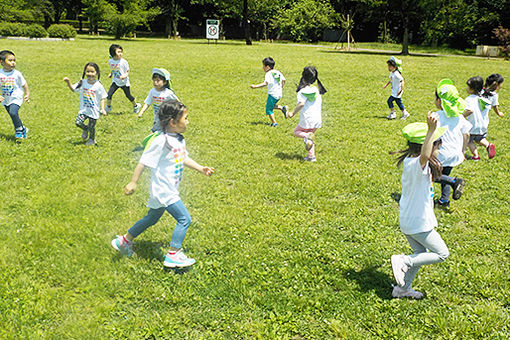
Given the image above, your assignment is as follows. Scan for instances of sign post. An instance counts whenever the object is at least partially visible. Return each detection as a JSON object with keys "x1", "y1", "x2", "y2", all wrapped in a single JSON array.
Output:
[{"x1": 206, "y1": 19, "x2": 219, "y2": 43}]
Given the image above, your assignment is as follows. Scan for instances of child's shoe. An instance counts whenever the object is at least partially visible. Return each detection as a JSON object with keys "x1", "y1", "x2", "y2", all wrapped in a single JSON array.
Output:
[
  {"x1": 21, "y1": 127, "x2": 28, "y2": 139},
  {"x1": 111, "y1": 235, "x2": 135, "y2": 257},
  {"x1": 452, "y1": 178, "x2": 465, "y2": 200},
  {"x1": 81, "y1": 129, "x2": 89, "y2": 140},
  {"x1": 303, "y1": 156, "x2": 316, "y2": 162},
  {"x1": 390, "y1": 254, "x2": 408, "y2": 287},
  {"x1": 270, "y1": 123, "x2": 278, "y2": 127},
  {"x1": 133, "y1": 103, "x2": 142, "y2": 114},
  {"x1": 487, "y1": 143, "x2": 495, "y2": 159},
  {"x1": 400, "y1": 111, "x2": 410, "y2": 120},
  {"x1": 282, "y1": 105, "x2": 288, "y2": 118},
  {"x1": 387, "y1": 111, "x2": 397, "y2": 119},
  {"x1": 14, "y1": 129, "x2": 23, "y2": 139},
  {"x1": 105, "y1": 105, "x2": 112, "y2": 113},
  {"x1": 85, "y1": 138, "x2": 96, "y2": 146},
  {"x1": 304, "y1": 132, "x2": 315, "y2": 151},
  {"x1": 163, "y1": 250, "x2": 196, "y2": 268},
  {"x1": 434, "y1": 199, "x2": 450, "y2": 208},
  {"x1": 471, "y1": 155, "x2": 480, "y2": 161},
  {"x1": 392, "y1": 285, "x2": 423, "y2": 299}
]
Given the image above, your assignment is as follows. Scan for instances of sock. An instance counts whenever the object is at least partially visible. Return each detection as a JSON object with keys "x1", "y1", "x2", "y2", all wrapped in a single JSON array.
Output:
[{"x1": 122, "y1": 235, "x2": 130, "y2": 244}]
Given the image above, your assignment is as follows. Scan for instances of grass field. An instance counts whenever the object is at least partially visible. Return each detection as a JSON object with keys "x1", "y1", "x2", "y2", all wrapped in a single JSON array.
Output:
[{"x1": 0, "y1": 37, "x2": 509, "y2": 339}]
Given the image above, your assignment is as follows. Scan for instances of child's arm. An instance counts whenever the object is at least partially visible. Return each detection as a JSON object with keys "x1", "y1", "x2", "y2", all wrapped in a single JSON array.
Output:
[
  {"x1": 63, "y1": 77, "x2": 75, "y2": 91},
  {"x1": 462, "y1": 132, "x2": 469, "y2": 158},
  {"x1": 120, "y1": 70, "x2": 129, "y2": 80},
  {"x1": 287, "y1": 102, "x2": 305, "y2": 119},
  {"x1": 397, "y1": 79, "x2": 404, "y2": 96},
  {"x1": 0, "y1": 95, "x2": 4, "y2": 102},
  {"x1": 250, "y1": 81, "x2": 268, "y2": 89},
  {"x1": 124, "y1": 163, "x2": 146, "y2": 195},
  {"x1": 492, "y1": 105, "x2": 504, "y2": 117},
  {"x1": 22, "y1": 83, "x2": 30, "y2": 102},
  {"x1": 281, "y1": 79, "x2": 286, "y2": 88},
  {"x1": 108, "y1": 72, "x2": 112, "y2": 78},
  {"x1": 463, "y1": 109, "x2": 473, "y2": 118},
  {"x1": 383, "y1": 80, "x2": 390, "y2": 88},
  {"x1": 184, "y1": 158, "x2": 214, "y2": 176},
  {"x1": 137, "y1": 103, "x2": 150, "y2": 118},
  {"x1": 420, "y1": 111, "x2": 438, "y2": 168},
  {"x1": 100, "y1": 98, "x2": 106, "y2": 116}
]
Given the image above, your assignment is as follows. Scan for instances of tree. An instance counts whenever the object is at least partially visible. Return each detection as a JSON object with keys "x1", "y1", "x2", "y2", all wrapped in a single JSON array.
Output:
[
  {"x1": 157, "y1": 0, "x2": 187, "y2": 38},
  {"x1": 83, "y1": 0, "x2": 114, "y2": 34}
]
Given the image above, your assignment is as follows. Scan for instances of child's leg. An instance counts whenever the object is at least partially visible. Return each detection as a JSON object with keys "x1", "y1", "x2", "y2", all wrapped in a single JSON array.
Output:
[
  {"x1": 395, "y1": 98, "x2": 410, "y2": 118},
  {"x1": 439, "y1": 166, "x2": 454, "y2": 202},
  {"x1": 106, "y1": 83, "x2": 120, "y2": 106},
  {"x1": 165, "y1": 200, "x2": 192, "y2": 250},
  {"x1": 387, "y1": 96, "x2": 396, "y2": 112},
  {"x1": 4, "y1": 104, "x2": 24, "y2": 132},
  {"x1": 127, "y1": 207, "x2": 166, "y2": 239},
  {"x1": 468, "y1": 140, "x2": 479, "y2": 158},
  {"x1": 87, "y1": 118, "x2": 97, "y2": 140},
  {"x1": 75, "y1": 113, "x2": 88, "y2": 130},
  {"x1": 120, "y1": 86, "x2": 136, "y2": 104},
  {"x1": 268, "y1": 113, "x2": 277, "y2": 125},
  {"x1": 403, "y1": 230, "x2": 449, "y2": 289},
  {"x1": 266, "y1": 95, "x2": 278, "y2": 125},
  {"x1": 294, "y1": 125, "x2": 316, "y2": 158}
]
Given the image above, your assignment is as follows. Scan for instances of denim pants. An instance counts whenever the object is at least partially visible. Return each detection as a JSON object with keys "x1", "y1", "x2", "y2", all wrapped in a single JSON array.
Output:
[
  {"x1": 387, "y1": 96, "x2": 405, "y2": 110},
  {"x1": 403, "y1": 229, "x2": 449, "y2": 289},
  {"x1": 3, "y1": 104, "x2": 23, "y2": 130},
  {"x1": 435, "y1": 166, "x2": 455, "y2": 202},
  {"x1": 128, "y1": 200, "x2": 191, "y2": 249}
]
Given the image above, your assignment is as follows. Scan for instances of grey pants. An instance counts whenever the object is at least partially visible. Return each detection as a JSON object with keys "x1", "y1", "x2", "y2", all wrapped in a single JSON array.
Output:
[{"x1": 403, "y1": 229, "x2": 449, "y2": 289}]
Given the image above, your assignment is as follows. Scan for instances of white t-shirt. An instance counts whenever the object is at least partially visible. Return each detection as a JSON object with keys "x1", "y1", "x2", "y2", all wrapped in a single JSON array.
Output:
[
  {"x1": 436, "y1": 109, "x2": 472, "y2": 167},
  {"x1": 144, "y1": 88, "x2": 179, "y2": 132},
  {"x1": 465, "y1": 94, "x2": 489, "y2": 135},
  {"x1": 0, "y1": 69, "x2": 26, "y2": 106},
  {"x1": 140, "y1": 133, "x2": 188, "y2": 209},
  {"x1": 489, "y1": 91, "x2": 499, "y2": 107},
  {"x1": 265, "y1": 69, "x2": 285, "y2": 99},
  {"x1": 73, "y1": 80, "x2": 107, "y2": 119},
  {"x1": 108, "y1": 58, "x2": 130, "y2": 87},
  {"x1": 389, "y1": 71, "x2": 403, "y2": 98},
  {"x1": 399, "y1": 157, "x2": 437, "y2": 235},
  {"x1": 297, "y1": 85, "x2": 322, "y2": 129}
]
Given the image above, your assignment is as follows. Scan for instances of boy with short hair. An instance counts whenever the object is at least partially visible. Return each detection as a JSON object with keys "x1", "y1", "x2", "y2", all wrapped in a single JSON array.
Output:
[{"x1": 250, "y1": 57, "x2": 287, "y2": 127}]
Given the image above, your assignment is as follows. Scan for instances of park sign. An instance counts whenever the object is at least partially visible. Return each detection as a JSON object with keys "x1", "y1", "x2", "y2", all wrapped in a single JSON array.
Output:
[{"x1": 206, "y1": 19, "x2": 219, "y2": 40}]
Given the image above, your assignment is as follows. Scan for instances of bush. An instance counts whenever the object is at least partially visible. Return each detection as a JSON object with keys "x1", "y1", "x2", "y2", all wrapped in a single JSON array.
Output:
[
  {"x1": 24, "y1": 24, "x2": 47, "y2": 38},
  {"x1": 494, "y1": 26, "x2": 510, "y2": 59},
  {"x1": 47, "y1": 24, "x2": 77, "y2": 38},
  {"x1": 0, "y1": 22, "x2": 47, "y2": 38}
]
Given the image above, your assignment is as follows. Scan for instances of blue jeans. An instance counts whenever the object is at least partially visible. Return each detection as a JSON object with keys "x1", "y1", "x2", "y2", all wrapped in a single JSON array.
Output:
[
  {"x1": 3, "y1": 104, "x2": 23, "y2": 130},
  {"x1": 434, "y1": 166, "x2": 455, "y2": 202},
  {"x1": 387, "y1": 96, "x2": 405, "y2": 110},
  {"x1": 128, "y1": 200, "x2": 191, "y2": 249}
]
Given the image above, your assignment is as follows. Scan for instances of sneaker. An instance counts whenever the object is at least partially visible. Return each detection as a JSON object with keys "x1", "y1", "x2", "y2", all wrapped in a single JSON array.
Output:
[
  {"x1": 471, "y1": 155, "x2": 480, "y2": 161},
  {"x1": 391, "y1": 254, "x2": 408, "y2": 287},
  {"x1": 81, "y1": 129, "x2": 89, "y2": 140},
  {"x1": 15, "y1": 130, "x2": 23, "y2": 139},
  {"x1": 270, "y1": 123, "x2": 278, "y2": 127},
  {"x1": 133, "y1": 103, "x2": 142, "y2": 114},
  {"x1": 282, "y1": 105, "x2": 288, "y2": 118},
  {"x1": 387, "y1": 111, "x2": 397, "y2": 119},
  {"x1": 303, "y1": 156, "x2": 317, "y2": 162},
  {"x1": 105, "y1": 105, "x2": 112, "y2": 113},
  {"x1": 304, "y1": 132, "x2": 315, "y2": 151},
  {"x1": 487, "y1": 144, "x2": 495, "y2": 159},
  {"x1": 163, "y1": 250, "x2": 196, "y2": 268},
  {"x1": 21, "y1": 127, "x2": 28, "y2": 139},
  {"x1": 434, "y1": 199, "x2": 450, "y2": 208},
  {"x1": 400, "y1": 111, "x2": 410, "y2": 120},
  {"x1": 452, "y1": 178, "x2": 465, "y2": 200},
  {"x1": 85, "y1": 138, "x2": 96, "y2": 146},
  {"x1": 111, "y1": 235, "x2": 135, "y2": 257},
  {"x1": 392, "y1": 285, "x2": 424, "y2": 299}
]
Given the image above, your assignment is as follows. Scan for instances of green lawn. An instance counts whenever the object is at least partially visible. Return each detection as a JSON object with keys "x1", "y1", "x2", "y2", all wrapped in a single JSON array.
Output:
[{"x1": 0, "y1": 37, "x2": 509, "y2": 339}]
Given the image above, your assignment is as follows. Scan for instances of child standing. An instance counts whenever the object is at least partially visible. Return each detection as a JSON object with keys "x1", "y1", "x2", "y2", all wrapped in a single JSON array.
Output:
[
  {"x1": 286, "y1": 66, "x2": 326, "y2": 162},
  {"x1": 105, "y1": 44, "x2": 141, "y2": 114},
  {"x1": 63, "y1": 62, "x2": 107, "y2": 146},
  {"x1": 137, "y1": 68, "x2": 179, "y2": 132},
  {"x1": 112, "y1": 100, "x2": 214, "y2": 268},
  {"x1": 383, "y1": 56, "x2": 410, "y2": 120},
  {"x1": 250, "y1": 57, "x2": 287, "y2": 127},
  {"x1": 391, "y1": 113, "x2": 449, "y2": 299},
  {"x1": 0, "y1": 50, "x2": 29, "y2": 139},
  {"x1": 434, "y1": 79, "x2": 471, "y2": 207},
  {"x1": 463, "y1": 76, "x2": 501, "y2": 160}
]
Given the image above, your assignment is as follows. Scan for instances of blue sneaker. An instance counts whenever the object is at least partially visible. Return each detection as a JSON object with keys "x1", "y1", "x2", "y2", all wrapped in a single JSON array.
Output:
[
  {"x1": 271, "y1": 123, "x2": 278, "y2": 127},
  {"x1": 163, "y1": 250, "x2": 196, "y2": 268},
  {"x1": 15, "y1": 130, "x2": 23, "y2": 139},
  {"x1": 22, "y1": 127, "x2": 28, "y2": 139},
  {"x1": 282, "y1": 105, "x2": 288, "y2": 118},
  {"x1": 111, "y1": 235, "x2": 135, "y2": 257}
]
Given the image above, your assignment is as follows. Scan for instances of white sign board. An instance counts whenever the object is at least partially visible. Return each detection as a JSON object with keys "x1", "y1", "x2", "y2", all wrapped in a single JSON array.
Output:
[{"x1": 206, "y1": 19, "x2": 219, "y2": 40}]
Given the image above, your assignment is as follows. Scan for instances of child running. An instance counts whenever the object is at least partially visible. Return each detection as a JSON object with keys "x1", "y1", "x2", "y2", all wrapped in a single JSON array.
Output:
[
  {"x1": 250, "y1": 57, "x2": 287, "y2": 127},
  {"x1": 463, "y1": 76, "x2": 501, "y2": 160},
  {"x1": 63, "y1": 62, "x2": 107, "y2": 146},
  {"x1": 286, "y1": 66, "x2": 326, "y2": 162},
  {"x1": 383, "y1": 56, "x2": 410, "y2": 120},
  {"x1": 0, "y1": 50, "x2": 29, "y2": 139},
  {"x1": 484, "y1": 73, "x2": 505, "y2": 118},
  {"x1": 112, "y1": 100, "x2": 214, "y2": 268},
  {"x1": 391, "y1": 113, "x2": 449, "y2": 299},
  {"x1": 434, "y1": 79, "x2": 470, "y2": 208},
  {"x1": 137, "y1": 68, "x2": 179, "y2": 132},
  {"x1": 105, "y1": 44, "x2": 141, "y2": 114}
]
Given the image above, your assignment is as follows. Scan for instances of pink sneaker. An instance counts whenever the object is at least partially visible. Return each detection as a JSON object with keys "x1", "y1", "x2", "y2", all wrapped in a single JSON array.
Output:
[
  {"x1": 392, "y1": 285, "x2": 424, "y2": 299},
  {"x1": 487, "y1": 144, "x2": 495, "y2": 159},
  {"x1": 471, "y1": 156, "x2": 480, "y2": 161}
]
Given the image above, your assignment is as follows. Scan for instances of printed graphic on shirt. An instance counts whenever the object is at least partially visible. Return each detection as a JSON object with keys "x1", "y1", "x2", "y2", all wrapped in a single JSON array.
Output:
[
  {"x1": 172, "y1": 146, "x2": 186, "y2": 185},
  {"x1": 429, "y1": 185, "x2": 434, "y2": 199},
  {"x1": 152, "y1": 95, "x2": 166, "y2": 114},
  {"x1": 110, "y1": 63, "x2": 122, "y2": 79},
  {"x1": 83, "y1": 88, "x2": 97, "y2": 108},
  {"x1": 271, "y1": 71, "x2": 281, "y2": 85},
  {"x1": 0, "y1": 76, "x2": 15, "y2": 96}
]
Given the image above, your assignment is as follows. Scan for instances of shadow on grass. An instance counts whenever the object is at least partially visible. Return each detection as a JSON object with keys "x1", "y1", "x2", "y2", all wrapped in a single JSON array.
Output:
[
  {"x1": 250, "y1": 121, "x2": 270, "y2": 126},
  {"x1": 132, "y1": 239, "x2": 166, "y2": 261},
  {"x1": 319, "y1": 50, "x2": 439, "y2": 58},
  {"x1": 391, "y1": 192, "x2": 401, "y2": 203},
  {"x1": 0, "y1": 132, "x2": 17, "y2": 142},
  {"x1": 275, "y1": 152, "x2": 303, "y2": 161},
  {"x1": 132, "y1": 145, "x2": 144, "y2": 152},
  {"x1": 342, "y1": 265, "x2": 394, "y2": 300}
]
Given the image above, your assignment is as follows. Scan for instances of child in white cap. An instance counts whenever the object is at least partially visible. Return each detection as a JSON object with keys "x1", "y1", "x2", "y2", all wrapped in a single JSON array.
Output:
[{"x1": 383, "y1": 56, "x2": 410, "y2": 120}]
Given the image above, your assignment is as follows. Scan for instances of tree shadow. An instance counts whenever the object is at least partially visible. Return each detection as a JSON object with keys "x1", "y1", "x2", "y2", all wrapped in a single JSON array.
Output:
[
  {"x1": 342, "y1": 265, "x2": 394, "y2": 300},
  {"x1": 391, "y1": 192, "x2": 401, "y2": 203},
  {"x1": 275, "y1": 152, "x2": 302, "y2": 161},
  {"x1": 319, "y1": 49, "x2": 439, "y2": 58}
]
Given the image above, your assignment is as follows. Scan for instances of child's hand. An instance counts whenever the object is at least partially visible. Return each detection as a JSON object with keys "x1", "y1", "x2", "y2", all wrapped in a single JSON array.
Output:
[
  {"x1": 427, "y1": 111, "x2": 438, "y2": 130},
  {"x1": 108, "y1": 73, "x2": 112, "y2": 78},
  {"x1": 497, "y1": 111, "x2": 505, "y2": 117},
  {"x1": 250, "y1": 84, "x2": 256, "y2": 89},
  {"x1": 63, "y1": 77, "x2": 70, "y2": 82},
  {"x1": 0, "y1": 95, "x2": 4, "y2": 102},
  {"x1": 124, "y1": 182, "x2": 137, "y2": 195},
  {"x1": 24, "y1": 94, "x2": 30, "y2": 103},
  {"x1": 137, "y1": 112, "x2": 143, "y2": 118},
  {"x1": 101, "y1": 109, "x2": 107, "y2": 116},
  {"x1": 120, "y1": 74, "x2": 127, "y2": 80},
  {"x1": 202, "y1": 166, "x2": 214, "y2": 176}
]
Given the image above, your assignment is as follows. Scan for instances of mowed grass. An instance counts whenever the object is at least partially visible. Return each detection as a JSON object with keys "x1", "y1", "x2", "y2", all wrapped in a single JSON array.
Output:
[{"x1": 0, "y1": 37, "x2": 509, "y2": 338}]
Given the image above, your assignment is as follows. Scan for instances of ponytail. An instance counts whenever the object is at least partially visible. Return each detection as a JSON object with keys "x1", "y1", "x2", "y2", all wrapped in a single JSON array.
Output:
[{"x1": 296, "y1": 66, "x2": 327, "y2": 94}]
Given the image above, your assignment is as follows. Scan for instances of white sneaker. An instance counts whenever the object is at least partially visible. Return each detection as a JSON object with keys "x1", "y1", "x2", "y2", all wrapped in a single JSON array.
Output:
[
  {"x1": 391, "y1": 254, "x2": 408, "y2": 286},
  {"x1": 85, "y1": 138, "x2": 96, "y2": 146},
  {"x1": 400, "y1": 111, "x2": 410, "y2": 120},
  {"x1": 133, "y1": 103, "x2": 141, "y2": 114},
  {"x1": 387, "y1": 111, "x2": 397, "y2": 119},
  {"x1": 392, "y1": 285, "x2": 424, "y2": 299},
  {"x1": 163, "y1": 250, "x2": 196, "y2": 268},
  {"x1": 105, "y1": 105, "x2": 112, "y2": 113}
]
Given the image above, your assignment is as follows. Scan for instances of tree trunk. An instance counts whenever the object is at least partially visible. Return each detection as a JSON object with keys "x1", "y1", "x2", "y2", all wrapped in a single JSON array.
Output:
[
  {"x1": 165, "y1": 20, "x2": 171, "y2": 38},
  {"x1": 401, "y1": 13, "x2": 409, "y2": 55},
  {"x1": 243, "y1": 0, "x2": 252, "y2": 45}
]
